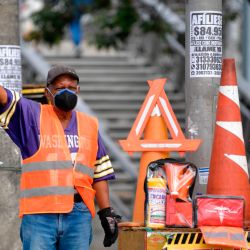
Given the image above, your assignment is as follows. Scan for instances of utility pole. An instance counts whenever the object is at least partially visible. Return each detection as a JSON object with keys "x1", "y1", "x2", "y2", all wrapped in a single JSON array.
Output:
[
  {"x1": 185, "y1": 0, "x2": 222, "y2": 196},
  {"x1": 243, "y1": 0, "x2": 250, "y2": 82},
  {"x1": 0, "y1": 0, "x2": 22, "y2": 249}
]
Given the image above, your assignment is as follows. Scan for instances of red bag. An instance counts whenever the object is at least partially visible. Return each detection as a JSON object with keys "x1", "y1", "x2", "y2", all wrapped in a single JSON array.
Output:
[
  {"x1": 194, "y1": 195, "x2": 245, "y2": 227},
  {"x1": 166, "y1": 195, "x2": 193, "y2": 227}
]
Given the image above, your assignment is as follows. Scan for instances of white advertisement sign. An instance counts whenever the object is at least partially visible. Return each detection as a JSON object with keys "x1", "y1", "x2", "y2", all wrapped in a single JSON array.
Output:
[
  {"x1": 0, "y1": 45, "x2": 22, "y2": 92},
  {"x1": 190, "y1": 11, "x2": 222, "y2": 78}
]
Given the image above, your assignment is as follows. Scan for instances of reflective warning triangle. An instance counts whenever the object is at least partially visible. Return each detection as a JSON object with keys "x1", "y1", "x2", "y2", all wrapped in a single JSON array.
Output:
[{"x1": 119, "y1": 78, "x2": 201, "y2": 154}]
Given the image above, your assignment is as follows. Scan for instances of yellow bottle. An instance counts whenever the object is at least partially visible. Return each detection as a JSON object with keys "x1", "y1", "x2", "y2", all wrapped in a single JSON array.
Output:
[{"x1": 146, "y1": 171, "x2": 167, "y2": 228}]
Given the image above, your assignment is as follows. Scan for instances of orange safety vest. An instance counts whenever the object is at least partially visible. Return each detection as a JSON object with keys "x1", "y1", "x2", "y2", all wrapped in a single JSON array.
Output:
[
  {"x1": 200, "y1": 226, "x2": 247, "y2": 249},
  {"x1": 20, "y1": 105, "x2": 98, "y2": 217}
]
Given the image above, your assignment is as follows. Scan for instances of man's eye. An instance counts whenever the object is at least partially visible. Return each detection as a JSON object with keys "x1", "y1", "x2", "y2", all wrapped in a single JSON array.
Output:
[
  {"x1": 68, "y1": 87, "x2": 77, "y2": 91},
  {"x1": 54, "y1": 87, "x2": 77, "y2": 92}
]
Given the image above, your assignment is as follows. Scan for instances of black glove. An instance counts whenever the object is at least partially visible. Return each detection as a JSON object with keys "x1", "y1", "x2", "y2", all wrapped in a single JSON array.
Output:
[{"x1": 97, "y1": 207, "x2": 121, "y2": 247}]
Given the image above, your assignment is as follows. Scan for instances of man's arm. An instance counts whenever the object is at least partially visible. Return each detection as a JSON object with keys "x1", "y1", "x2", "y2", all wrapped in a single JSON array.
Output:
[
  {"x1": 95, "y1": 180, "x2": 121, "y2": 247},
  {"x1": 0, "y1": 87, "x2": 41, "y2": 158},
  {"x1": 0, "y1": 86, "x2": 8, "y2": 106},
  {"x1": 93, "y1": 180, "x2": 110, "y2": 209}
]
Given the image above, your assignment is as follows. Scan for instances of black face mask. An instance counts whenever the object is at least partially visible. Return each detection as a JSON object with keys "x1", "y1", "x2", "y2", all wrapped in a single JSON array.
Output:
[{"x1": 52, "y1": 89, "x2": 78, "y2": 112}]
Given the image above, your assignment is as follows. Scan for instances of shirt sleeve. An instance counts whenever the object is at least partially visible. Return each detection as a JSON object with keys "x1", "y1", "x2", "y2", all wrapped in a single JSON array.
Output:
[
  {"x1": 0, "y1": 88, "x2": 20, "y2": 129},
  {"x1": 93, "y1": 132, "x2": 115, "y2": 182},
  {"x1": 0, "y1": 88, "x2": 41, "y2": 159}
]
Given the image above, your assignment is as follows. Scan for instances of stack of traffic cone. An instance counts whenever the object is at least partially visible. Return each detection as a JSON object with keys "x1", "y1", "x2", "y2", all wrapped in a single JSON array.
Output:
[{"x1": 207, "y1": 58, "x2": 250, "y2": 225}]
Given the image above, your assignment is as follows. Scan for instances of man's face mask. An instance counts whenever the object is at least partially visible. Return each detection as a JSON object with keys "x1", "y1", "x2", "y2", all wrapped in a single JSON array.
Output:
[{"x1": 47, "y1": 88, "x2": 78, "y2": 112}]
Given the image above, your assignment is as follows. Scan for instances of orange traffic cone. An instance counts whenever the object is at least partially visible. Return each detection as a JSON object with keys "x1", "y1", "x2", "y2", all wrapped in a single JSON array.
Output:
[
  {"x1": 133, "y1": 105, "x2": 169, "y2": 223},
  {"x1": 165, "y1": 163, "x2": 195, "y2": 201},
  {"x1": 207, "y1": 58, "x2": 250, "y2": 225},
  {"x1": 119, "y1": 78, "x2": 201, "y2": 224}
]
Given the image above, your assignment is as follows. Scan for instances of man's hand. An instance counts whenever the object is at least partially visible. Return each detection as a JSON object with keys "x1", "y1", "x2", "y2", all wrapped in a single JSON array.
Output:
[
  {"x1": 97, "y1": 207, "x2": 121, "y2": 247},
  {"x1": 0, "y1": 86, "x2": 8, "y2": 106}
]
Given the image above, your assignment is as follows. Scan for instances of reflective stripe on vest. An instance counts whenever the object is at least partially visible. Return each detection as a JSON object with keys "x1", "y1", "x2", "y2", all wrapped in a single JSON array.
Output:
[
  {"x1": 21, "y1": 161, "x2": 73, "y2": 173},
  {"x1": 75, "y1": 163, "x2": 94, "y2": 177},
  {"x1": 22, "y1": 161, "x2": 94, "y2": 177},
  {"x1": 20, "y1": 186, "x2": 75, "y2": 198}
]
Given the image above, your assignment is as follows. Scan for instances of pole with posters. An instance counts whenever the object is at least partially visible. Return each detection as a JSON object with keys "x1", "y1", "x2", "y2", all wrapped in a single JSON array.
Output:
[
  {"x1": 185, "y1": 0, "x2": 222, "y2": 196},
  {"x1": 0, "y1": 0, "x2": 22, "y2": 249},
  {"x1": 242, "y1": 0, "x2": 250, "y2": 82}
]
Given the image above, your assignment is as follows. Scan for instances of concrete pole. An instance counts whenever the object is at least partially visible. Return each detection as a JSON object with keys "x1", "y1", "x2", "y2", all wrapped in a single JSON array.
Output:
[
  {"x1": 242, "y1": 0, "x2": 250, "y2": 81},
  {"x1": 0, "y1": 0, "x2": 22, "y2": 249},
  {"x1": 185, "y1": 0, "x2": 222, "y2": 196}
]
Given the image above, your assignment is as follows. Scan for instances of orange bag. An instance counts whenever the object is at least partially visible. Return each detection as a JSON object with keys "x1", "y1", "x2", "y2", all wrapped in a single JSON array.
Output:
[
  {"x1": 164, "y1": 161, "x2": 196, "y2": 201},
  {"x1": 165, "y1": 194, "x2": 193, "y2": 227}
]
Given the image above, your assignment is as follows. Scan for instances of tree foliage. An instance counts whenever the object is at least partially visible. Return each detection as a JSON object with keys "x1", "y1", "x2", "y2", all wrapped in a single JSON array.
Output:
[
  {"x1": 93, "y1": 0, "x2": 138, "y2": 49},
  {"x1": 29, "y1": 6, "x2": 71, "y2": 46},
  {"x1": 24, "y1": 0, "x2": 173, "y2": 49},
  {"x1": 24, "y1": 0, "x2": 110, "y2": 46}
]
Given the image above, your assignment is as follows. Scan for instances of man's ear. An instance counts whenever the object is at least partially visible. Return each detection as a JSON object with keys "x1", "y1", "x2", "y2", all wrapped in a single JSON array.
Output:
[
  {"x1": 44, "y1": 87, "x2": 52, "y2": 104},
  {"x1": 44, "y1": 87, "x2": 48, "y2": 97},
  {"x1": 77, "y1": 85, "x2": 80, "y2": 94}
]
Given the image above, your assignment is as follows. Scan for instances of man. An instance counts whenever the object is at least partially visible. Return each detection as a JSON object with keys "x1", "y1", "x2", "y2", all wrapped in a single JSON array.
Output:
[{"x1": 0, "y1": 65, "x2": 121, "y2": 250}]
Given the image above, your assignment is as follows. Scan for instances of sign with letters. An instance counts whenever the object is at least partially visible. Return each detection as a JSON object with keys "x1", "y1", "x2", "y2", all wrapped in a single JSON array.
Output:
[
  {"x1": 190, "y1": 11, "x2": 222, "y2": 78},
  {"x1": 0, "y1": 45, "x2": 22, "y2": 92}
]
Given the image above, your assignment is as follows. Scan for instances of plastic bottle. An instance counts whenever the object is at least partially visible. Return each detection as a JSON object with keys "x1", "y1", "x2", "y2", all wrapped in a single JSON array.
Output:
[{"x1": 146, "y1": 170, "x2": 167, "y2": 228}]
